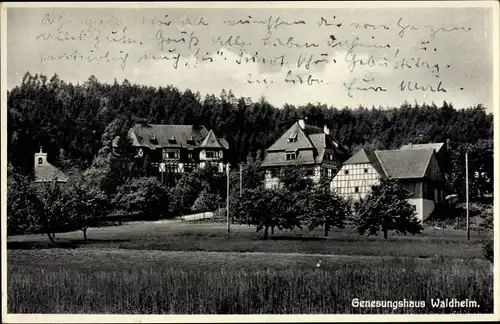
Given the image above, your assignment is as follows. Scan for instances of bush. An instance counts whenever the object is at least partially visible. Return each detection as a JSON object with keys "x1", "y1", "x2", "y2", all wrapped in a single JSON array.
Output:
[
  {"x1": 483, "y1": 237, "x2": 493, "y2": 263},
  {"x1": 113, "y1": 177, "x2": 170, "y2": 220}
]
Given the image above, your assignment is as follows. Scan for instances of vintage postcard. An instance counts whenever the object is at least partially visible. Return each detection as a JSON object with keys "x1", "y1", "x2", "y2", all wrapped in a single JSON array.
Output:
[{"x1": 1, "y1": 1, "x2": 498, "y2": 323}]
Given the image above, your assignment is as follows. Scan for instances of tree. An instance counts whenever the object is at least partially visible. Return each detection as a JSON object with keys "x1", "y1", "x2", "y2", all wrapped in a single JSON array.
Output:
[
  {"x1": 7, "y1": 165, "x2": 39, "y2": 235},
  {"x1": 355, "y1": 178, "x2": 423, "y2": 239},
  {"x1": 64, "y1": 175, "x2": 109, "y2": 242},
  {"x1": 191, "y1": 189, "x2": 222, "y2": 218},
  {"x1": 33, "y1": 180, "x2": 69, "y2": 245},
  {"x1": 305, "y1": 183, "x2": 351, "y2": 236},
  {"x1": 113, "y1": 177, "x2": 170, "y2": 220},
  {"x1": 279, "y1": 163, "x2": 314, "y2": 192},
  {"x1": 169, "y1": 172, "x2": 203, "y2": 216},
  {"x1": 238, "y1": 187, "x2": 302, "y2": 239}
]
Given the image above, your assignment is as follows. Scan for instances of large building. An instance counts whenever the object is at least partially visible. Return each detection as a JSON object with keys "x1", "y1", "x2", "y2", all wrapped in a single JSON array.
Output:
[
  {"x1": 260, "y1": 118, "x2": 350, "y2": 189},
  {"x1": 330, "y1": 147, "x2": 445, "y2": 222},
  {"x1": 33, "y1": 147, "x2": 69, "y2": 183},
  {"x1": 126, "y1": 123, "x2": 229, "y2": 174}
]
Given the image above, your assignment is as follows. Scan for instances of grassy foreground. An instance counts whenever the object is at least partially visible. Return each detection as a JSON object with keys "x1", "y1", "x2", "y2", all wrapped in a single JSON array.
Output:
[
  {"x1": 7, "y1": 222, "x2": 488, "y2": 259},
  {"x1": 7, "y1": 222, "x2": 494, "y2": 314},
  {"x1": 8, "y1": 250, "x2": 493, "y2": 314}
]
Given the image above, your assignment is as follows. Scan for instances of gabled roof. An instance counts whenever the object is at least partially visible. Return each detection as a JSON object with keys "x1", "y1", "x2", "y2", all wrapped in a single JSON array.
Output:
[
  {"x1": 34, "y1": 163, "x2": 68, "y2": 182},
  {"x1": 129, "y1": 124, "x2": 227, "y2": 149},
  {"x1": 400, "y1": 142, "x2": 445, "y2": 152},
  {"x1": 345, "y1": 148, "x2": 372, "y2": 164},
  {"x1": 374, "y1": 149, "x2": 435, "y2": 179},
  {"x1": 199, "y1": 130, "x2": 229, "y2": 149},
  {"x1": 267, "y1": 122, "x2": 315, "y2": 152},
  {"x1": 262, "y1": 121, "x2": 348, "y2": 167},
  {"x1": 344, "y1": 148, "x2": 385, "y2": 176}
]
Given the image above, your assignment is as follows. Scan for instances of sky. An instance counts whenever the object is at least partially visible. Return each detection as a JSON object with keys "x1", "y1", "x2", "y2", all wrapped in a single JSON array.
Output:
[{"x1": 6, "y1": 3, "x2": 496, "y2": 112}]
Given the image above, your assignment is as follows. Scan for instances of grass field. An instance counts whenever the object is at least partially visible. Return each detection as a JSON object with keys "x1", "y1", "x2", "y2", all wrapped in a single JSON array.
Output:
[{"x1": 7, "y1": 221, "x2": 494, "y2": 314}]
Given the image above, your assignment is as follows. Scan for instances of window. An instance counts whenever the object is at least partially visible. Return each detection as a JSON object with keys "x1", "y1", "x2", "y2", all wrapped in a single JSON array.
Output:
[
  {"x1": 344, "y1": 170, "x2": 349, "y2": 175},
  {"x1": 166, "y1": 164, "x2": 178, "y2": 173},
  {"x1": 269, "y1": 169, "x2": 280, "y2": 177},
  {"x1": 38, "y1": 157, "x2": 43, "y2": 164},
  {"x1": 206, "y1": 151, "x2": 217, "y2": 158},
  {"x1": 164, "y1": 151, "x2": 179, "y2": 159},
  {"x1": 355, "y1": 187, "x2": 359, "y2": 193},
  {"x1": 286, "y1": 153, "x2": 296, "y2": 160},
  {"x1": 188, "y1": 153, "x2": 193, "y2": 159},
  {"x1": 327, "y1": 169, "x2": 332, "y2": 177},
  {"x1": 184, "y1": 163, "x2": 195, "y2": 172},
  {"x1": 364, "y1": 168, "x2": 368, "y2": 173},
  {"x1": 306, "y1": 168, "x2": 314, "y2": 176}
]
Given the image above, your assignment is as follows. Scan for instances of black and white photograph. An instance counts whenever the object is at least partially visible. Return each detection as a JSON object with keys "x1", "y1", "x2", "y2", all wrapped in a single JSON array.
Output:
[{"x1": 1, "y1": 1, "x2": 498, "y2": 322}]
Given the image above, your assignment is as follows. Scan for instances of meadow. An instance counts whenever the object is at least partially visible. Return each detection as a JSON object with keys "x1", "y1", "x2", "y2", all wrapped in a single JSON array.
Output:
[{"x1": 7, "y1": 221, "x2": 494, "y2": 314}]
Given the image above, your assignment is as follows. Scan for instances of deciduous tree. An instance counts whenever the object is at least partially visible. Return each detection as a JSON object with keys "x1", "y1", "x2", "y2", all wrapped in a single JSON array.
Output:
[
  {"x1": 355, "y1": 178, "x2": 423, "y2": 239},
  {"x1": 114, "y1": 177, "x2": 170, "y2": 220},
  {"x1": 305, "y1": 183, "x2": 351, "y2": 236}
]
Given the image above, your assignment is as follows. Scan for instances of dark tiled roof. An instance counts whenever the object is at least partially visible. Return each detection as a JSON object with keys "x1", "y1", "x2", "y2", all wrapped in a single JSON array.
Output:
[
  {"x1": 400, "y1": 142, "x2": 445, "y2": 152},
  {"x1": 374, "y1": 149, "x2": 435, "y2": 179},
  {"x1": 34, "y1": 164, "x2": 68, "y2": 182},
  {"x1": 267, "y1": 122, "x2": 315, "y2": 152},
  {"x1": 130, "y1": 124, "x2": 228, "y2": 149},
  {"x1": 262, "y1": 121, "x2": 348, "y2": 167}
]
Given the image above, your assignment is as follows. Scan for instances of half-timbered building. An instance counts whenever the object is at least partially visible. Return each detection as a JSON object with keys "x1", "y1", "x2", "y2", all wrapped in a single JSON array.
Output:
[
  {"x1": 126, "y1": 123, "x2": 229, "y2": 174},
  {"x1": 331, "y1": 147, "x2": 445, "y2": 222}
]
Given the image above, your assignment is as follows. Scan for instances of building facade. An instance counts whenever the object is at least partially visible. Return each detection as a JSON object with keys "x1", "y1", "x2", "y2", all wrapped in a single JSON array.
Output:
[
  {"x1": 260, "y1": 118, "x2": 350, "y2": 189},
  {"x1": 125, "y1": 123, "x2": 229, "y2": 174},
  {"x1": 331, "y1": 147, "x2": 445, "y2": 223}
]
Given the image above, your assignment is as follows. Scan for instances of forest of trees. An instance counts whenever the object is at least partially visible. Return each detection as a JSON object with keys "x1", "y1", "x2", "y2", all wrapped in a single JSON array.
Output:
[
  {"x1": 7, "y1": 72, "x2": 494, "y2": 200},
  {"x1": 8, "y1": 73, "x2": 493, "y2": 176}
]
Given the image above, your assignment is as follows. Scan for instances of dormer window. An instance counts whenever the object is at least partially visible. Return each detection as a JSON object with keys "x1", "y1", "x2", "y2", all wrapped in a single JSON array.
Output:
[
  {"x1": 187, "y1": 135, "x2": 194, "y2": 144},
  {"x1": 38, "y1": 157, "x2": 43, "y2": 164},
  {"x1": 150, "y1": 134, "x2": 158, "y2": 145},
  {"x1": 168, "y1": 136, "x2": 176, "y2": 143},
  {"x1": 288, "y1": 131, "x2": 298, "y2": 143},
  {"x1": 286, "y1": 152, "x2": 296, "y2": 160}
]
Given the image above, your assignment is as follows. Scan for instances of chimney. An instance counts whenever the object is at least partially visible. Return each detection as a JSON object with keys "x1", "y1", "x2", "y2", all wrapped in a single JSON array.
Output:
[
  {"x1": 323, "y1": 125, "x2": 330, "y2": 135},
  {"x1": 446, "y1": 138, "x2": 450, "y2": 151},
  {"x1": 409, "y1": 142, "x2": 413, "y2": 149},
  {"x1": 298, "y1": 118, "x2": 305, "y2": 130}
]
